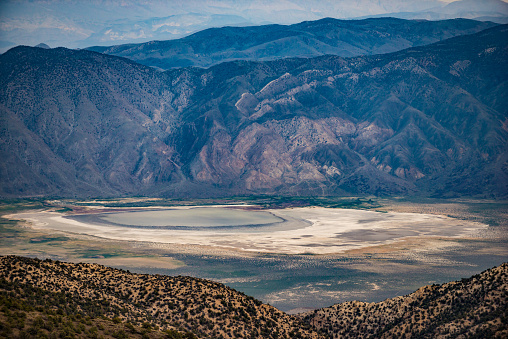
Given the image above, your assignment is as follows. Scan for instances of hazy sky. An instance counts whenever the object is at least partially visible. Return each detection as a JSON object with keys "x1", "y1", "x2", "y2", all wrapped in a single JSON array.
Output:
[{"x1": 1, "y1": 0, "x2": 507, "y2": 51}]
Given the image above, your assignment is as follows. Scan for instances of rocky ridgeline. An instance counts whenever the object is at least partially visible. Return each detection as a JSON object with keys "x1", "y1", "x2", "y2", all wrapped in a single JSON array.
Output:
[
  {"x1": 301, "y1": 263, "x2": 508, "y2": 338},
  {"x1": 0, "y1": 256, "x2": 319, "y2": 339}
]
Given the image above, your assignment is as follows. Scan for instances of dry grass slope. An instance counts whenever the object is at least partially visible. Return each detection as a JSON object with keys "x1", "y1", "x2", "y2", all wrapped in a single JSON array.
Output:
[
  {"x1": 301, "y1": 263, "x2": 508, "y2": 338},
  {"x1": 0, "y1": 256, "x2": 320, "y2": 339}
]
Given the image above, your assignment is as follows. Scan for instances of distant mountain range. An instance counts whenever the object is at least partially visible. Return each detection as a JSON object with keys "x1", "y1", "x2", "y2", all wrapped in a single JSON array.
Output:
[
  {"x1": 1, "y1": 0, "x2": 508, "y2": 52},
  {"x1": 87, "y1": 18, "x2": 497, "y2": 69},
  {"x1": 363, "y1": 0, "x2": 508, "y2": 23},
  {"x1": 0, "y1": 20, "x2": 507, "y2": 198}
]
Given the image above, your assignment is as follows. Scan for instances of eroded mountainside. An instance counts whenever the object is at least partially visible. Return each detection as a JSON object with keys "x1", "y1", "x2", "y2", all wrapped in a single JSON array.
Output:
[
  {"x1": 0, "y1": 47, "x2": 181, "y2": 197},
  {"x1": 0, "y1": 256, "x2": 506, "y2": 339},
  {"x1": 87, "y1": 18, "x2": 497, "y2": 69},
  {"x1": 301, "y1": 263, "x2": 508, "y2": 338},
  {"x1": 1, "y1": 24, "x2": 507, "y2": 198}
]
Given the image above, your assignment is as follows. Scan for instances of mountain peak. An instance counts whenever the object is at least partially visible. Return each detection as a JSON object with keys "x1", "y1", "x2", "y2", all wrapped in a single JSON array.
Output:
[{"x1": 34, "y1": 43, "x2": 50, "y2": 49}]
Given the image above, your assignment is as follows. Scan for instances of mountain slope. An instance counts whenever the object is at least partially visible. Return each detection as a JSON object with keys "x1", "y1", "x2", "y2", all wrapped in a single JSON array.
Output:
[
  {"x1": 160, "y1": 24, "x2": 508, "y2": 197},
  {"x1": 86, "y1": 18, "x2": 497, "y2": 69},
  {"x1": 0, "y1": 256, "x2": 320, "y2": 339},
  {"x1": 0, "y1": 46, "x2": 184, "y2": 197},
  {"x1": 301, "y1": 262, "x2": 508, "y2": 338},
  {"x1": 0, "y1": 256, "x2": 506, "y2": 338},
  {"x1": 0, "y1": 25, "x2": 507, "y2": 198}
]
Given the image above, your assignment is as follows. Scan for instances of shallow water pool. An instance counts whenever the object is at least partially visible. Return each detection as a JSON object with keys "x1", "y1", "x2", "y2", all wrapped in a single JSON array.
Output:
[{"x1": 97, "y1": 207, "x2": 283, "y2": 228}]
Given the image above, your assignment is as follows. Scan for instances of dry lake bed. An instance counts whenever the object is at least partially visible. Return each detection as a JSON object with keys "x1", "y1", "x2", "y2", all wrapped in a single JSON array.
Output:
[
  {"x1": 2, "y1": 198, "x2": 507, "y2": 312},
  {"x1": 9, "y1": 206, "x2": 488, "y2": 254}
]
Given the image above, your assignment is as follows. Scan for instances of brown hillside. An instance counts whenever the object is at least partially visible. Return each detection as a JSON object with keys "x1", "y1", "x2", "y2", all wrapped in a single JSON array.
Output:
[
  {"x1": 1, "y1": 255, "x2": 506, "y2": 339},
  {"x1": 0, "y1": 256, "x2": 320, "y2": 339},
  {"x1": 301, "y1": 263, "x2": 508, "y2": 338}
]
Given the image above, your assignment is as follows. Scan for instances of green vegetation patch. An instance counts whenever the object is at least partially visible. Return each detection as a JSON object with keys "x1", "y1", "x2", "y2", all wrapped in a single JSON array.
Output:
[{"x1": 61, "y1": 195, "x2": 382, "y2": 210}]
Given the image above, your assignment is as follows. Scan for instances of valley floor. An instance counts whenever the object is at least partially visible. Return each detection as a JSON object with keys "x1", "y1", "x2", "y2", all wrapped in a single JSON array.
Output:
[
  {"x1": 6, "y1": 205, "x2": 488, "y2": 255},
  {"x1": 0, "y1": 197, "x2": 506, "y2": 311}
]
